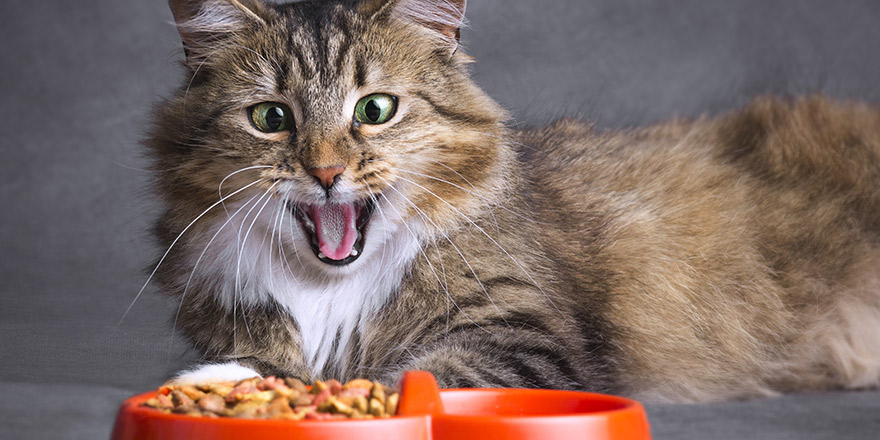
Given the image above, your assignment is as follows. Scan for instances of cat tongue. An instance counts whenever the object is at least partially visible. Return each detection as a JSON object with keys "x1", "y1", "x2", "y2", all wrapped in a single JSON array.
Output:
[{"x1": 310, "y1": 203, "x2": 357, "y2": 260}]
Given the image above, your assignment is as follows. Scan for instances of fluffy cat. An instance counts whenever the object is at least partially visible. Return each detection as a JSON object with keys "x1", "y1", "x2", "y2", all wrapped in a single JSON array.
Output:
[{"x1": 146, "y1": 0, "x2": 880, "y2": 402}]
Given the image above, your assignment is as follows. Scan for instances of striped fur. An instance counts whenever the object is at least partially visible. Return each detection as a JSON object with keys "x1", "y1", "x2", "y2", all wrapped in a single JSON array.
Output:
[{"x1": 148, "y1": 0, "x2": 880, "y2": 402}]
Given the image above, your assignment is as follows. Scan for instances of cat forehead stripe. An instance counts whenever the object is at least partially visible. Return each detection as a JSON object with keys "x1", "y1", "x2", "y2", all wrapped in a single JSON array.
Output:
[{"x1": 280, "y1": 4, "x2": 360, "y2": 80}]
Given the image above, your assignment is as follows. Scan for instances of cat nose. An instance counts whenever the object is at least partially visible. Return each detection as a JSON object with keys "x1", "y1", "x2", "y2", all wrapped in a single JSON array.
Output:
[{"x1": 307, "y1": 165, "x2": 345, "y2": 189}]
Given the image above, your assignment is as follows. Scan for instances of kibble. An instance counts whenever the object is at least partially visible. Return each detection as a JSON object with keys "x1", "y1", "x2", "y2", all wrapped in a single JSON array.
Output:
[{"x1": 143, "y1": 377, "x2": 399, "y2": 420}]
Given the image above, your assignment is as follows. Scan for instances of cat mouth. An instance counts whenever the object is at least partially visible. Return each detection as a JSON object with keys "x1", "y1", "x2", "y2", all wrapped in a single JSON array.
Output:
[{"x1": 289, "y1": 198, "x2": 376, "y2": 266}]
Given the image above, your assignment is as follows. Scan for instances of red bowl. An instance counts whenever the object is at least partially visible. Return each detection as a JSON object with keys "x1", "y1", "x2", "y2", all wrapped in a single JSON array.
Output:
[{"x1": 111, "y1": 371, "x2": 651, "y2": 440}]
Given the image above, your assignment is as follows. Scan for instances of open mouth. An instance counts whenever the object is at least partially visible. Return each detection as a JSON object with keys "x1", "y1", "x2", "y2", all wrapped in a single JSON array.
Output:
[{"x1": 289, "y1": 198, "x2": 376, "y2": 266}]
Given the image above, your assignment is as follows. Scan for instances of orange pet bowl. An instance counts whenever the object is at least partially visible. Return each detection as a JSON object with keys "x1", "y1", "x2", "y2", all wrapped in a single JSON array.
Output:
[{"x1": 111, "y1": 371, "x2": 651, "y2": 440}]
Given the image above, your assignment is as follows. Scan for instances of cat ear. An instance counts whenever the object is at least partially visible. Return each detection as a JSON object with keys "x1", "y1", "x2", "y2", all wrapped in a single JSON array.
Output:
[
  {"x1": 168, "y1": 0, "x2": 269, "y2": 65},
  {"x1": 360, "y1": 0, "x2": 467, "y2": 53}
]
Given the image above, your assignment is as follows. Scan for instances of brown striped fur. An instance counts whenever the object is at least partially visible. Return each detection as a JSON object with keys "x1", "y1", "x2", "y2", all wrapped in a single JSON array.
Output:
[{"x1": 148, "y1": 0, "x2": 880, "y2": 402}]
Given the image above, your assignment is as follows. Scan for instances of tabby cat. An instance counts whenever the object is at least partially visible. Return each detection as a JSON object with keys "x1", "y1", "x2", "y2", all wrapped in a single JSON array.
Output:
[{"x1": 146, "y1": 0, "x2": 880, "y2": 402}]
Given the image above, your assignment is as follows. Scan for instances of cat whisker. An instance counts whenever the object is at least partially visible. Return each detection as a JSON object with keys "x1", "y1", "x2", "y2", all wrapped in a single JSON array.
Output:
[
  {"x1": 230, "y1": 184, "x2": 277, "y2": 357},
  {"x1": 367, "y1": 182, "x2": 480, "y2": 332},
  {"x1": 393, "y1": 166, "x2": 549, "y2": 226},
  {"x1": 430, "y1": 237, "x2": 451, "y2": 335},
  {"x1": 255, "y1": 196, "x2": 284, "y2": 289},
  {"x1": 267, "y1": 198, "x2": 281, "y2": 278},
  {"x1": 375, "y1": 175, "x2": 502, "y2": 331},
  {"x1": 275, "y1": 210, "x2": 292, "y2": 279},
  {"x1": 233, "y1": 180, "x2": 275, "y2": 246},
  {"x1": 416, "y1": 158, "x2": 502, "y2": 233},
  {"x1": 284, "y1": 202, "x2": 307, "y2": 273},
  {"x1": 274, "y1": 188, "x2": 302, "y2": 287},
  {"x1": 220, "y1": 165, "x2": 274, "y2": 216},
  {"x1": 365, "y1": 184, "x2": 443, "y2": 292},
  {"x1": 220, "y1": 166, "x2": 276, "y2": 356},
  {"x1": 234, "y1": 181, "x2": 280, "y2": 350},
  {"x1": 364, "y1": 186, "x2": 390, "y2": 268},
  {"x1": 430, "y1": 235, "x2": 449, "y2": 296},
  {"x1": 352, "y1": 187, "x2": 398, "y2": 379},
  {"x1": 119, "y1": 177, "x2": 266, "y2": 325},
  {"x1": 168, "y1": 187, "x2": 266, "y2": 362},
  {"x1": 392, "y1": 174, "x2": 566, "y2": 320}
]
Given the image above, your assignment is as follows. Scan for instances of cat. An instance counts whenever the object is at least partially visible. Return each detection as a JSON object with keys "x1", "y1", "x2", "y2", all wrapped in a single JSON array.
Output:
[{"x1": 145, "y1": 0, "x2": 880, "y2": 403}]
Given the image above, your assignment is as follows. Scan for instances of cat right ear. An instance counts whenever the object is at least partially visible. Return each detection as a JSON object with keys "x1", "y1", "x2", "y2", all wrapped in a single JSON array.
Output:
[
  {"x1": 168, "y1": 0, "x2": 270, "y2": 66},
  {"x1": 359, "y1": 0, "x2": 467, "y2": 54}
]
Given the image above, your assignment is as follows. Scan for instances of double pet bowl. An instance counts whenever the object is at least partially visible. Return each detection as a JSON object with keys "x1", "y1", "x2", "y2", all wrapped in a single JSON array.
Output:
[{"x1": 112, "y1": 371, "x2": 651, "y2": 439}]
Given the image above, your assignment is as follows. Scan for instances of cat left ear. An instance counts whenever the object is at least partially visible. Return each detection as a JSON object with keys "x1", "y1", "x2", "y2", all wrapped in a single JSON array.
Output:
[
  {"x1": 360, "y1": 0, "x2": 467, "y2": 54},
  {"x1": 168, "y1": 0, "x2": 270, "y2": 66}
]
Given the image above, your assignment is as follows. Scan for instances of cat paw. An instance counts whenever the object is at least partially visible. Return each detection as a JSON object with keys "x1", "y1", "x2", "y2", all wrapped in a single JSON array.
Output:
[{"x1": 169, "y1": 361, "x2": 261, "y2": 385}]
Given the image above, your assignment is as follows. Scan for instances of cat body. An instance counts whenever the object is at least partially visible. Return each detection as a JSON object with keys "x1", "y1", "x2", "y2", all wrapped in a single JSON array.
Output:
[{"x1": 150, "y1": 0, "x2": 880, "y2": 402}]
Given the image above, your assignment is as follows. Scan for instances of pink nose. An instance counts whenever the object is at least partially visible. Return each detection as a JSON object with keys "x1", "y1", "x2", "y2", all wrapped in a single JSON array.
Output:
[{"x1": 307, "y1": 166, "x2": 345, "y2": 189}]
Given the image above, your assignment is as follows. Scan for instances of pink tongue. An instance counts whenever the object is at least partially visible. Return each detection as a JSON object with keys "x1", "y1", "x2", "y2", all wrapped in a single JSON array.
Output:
[{"x1": 310, "y1": 203, "x2": 358, "y2": 260}]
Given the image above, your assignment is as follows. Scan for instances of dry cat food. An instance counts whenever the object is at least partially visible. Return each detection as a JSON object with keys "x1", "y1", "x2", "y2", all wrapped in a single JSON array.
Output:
[{"x1": 143, "y1": 377, "x2": 399, "y2": 420}]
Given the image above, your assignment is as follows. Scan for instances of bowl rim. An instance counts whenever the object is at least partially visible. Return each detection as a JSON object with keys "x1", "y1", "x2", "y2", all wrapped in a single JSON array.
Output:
[
  {"x1": 433, "y1": 387, "x2": 645, "y2": 421},
  {"x1": 120, "y1": 391, "x2": 430, "y2": 427},
  {"x1": 123, "y1": 386, "x2": 644, "y2": 424}
]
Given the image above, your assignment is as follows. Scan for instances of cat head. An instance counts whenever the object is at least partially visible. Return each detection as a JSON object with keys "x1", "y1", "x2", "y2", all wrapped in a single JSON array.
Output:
[{"x1": 151, "y1": 0, "x2": 512, "y2": 273}]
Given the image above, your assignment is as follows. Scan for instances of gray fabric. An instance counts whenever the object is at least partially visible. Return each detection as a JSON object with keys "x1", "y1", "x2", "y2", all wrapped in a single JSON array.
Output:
[
  {"x1": 646, "y1": 391, "x2": 880, "y2": 440},
  {"x1": 1, "y1": 0, "x2": 878, "y2": 439},
  {"x1": 0, "y1": 382, "x2": 134, "y2": 440}
]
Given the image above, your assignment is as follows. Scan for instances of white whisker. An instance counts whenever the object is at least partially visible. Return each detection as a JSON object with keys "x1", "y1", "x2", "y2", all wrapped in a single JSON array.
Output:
[
  {"x1": 399, "y1": 177, "x2": 566, "y2": 318},
  {"x1": 364, "y1": 186, "x2": 390, "y2": 268},
  {"x1": 234, "y1": 181, "x2": 280, "y2": 350},
  {"x1": 376, "y1": 175, "x2": 499, "y2": 331},
  {"x1": 268, "y1": 199, "x2": 282, "y2": 276},
  {"x1": 394, "y1": 165, "x2": 548, "y2": 225},
  {"x1": 271, "y1": 189, "x2": 303, "y2": 287},
  {"x1": 167, "y1": 187, "x2": 265, "y2": 362},
  {"x1": 367, "y1": 184, "x2": 465, "y2": 325},
  {"x1": 392, "y1": 174, "x2": 565, "y2": 319},
  {"x1": 230, "y1": 182, "x2": 277, "y2": 357},
  {"x1": 219, "y1": 165, "x2": 274, "y2": 216},
  {"x1": 286, "y1": 203, "x2": 307, "y2": 272},
  {"x1": 418, "y1": 158, "x2": 502, "y2": 233},
  {"x1": 120, "y1": 177, "x2": 265, "y2": 325}
]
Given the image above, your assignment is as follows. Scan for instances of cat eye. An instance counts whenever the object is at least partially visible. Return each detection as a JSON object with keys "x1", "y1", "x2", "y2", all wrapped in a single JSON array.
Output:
[
  {"x1": 249, "y1": 102, "x2": 293, "y2": 133},
  {"x1": 354, "y1": 94, "x2": 397, "y2": 125}
]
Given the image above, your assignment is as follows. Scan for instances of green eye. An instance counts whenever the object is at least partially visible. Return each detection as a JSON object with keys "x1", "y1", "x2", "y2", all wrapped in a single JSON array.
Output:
[
  {"x1": 249, "y1": 102, "x2": 293, "y2": 133},
  {"x1": 354, "y1": 93, "x2": 397, "y2": 125}
]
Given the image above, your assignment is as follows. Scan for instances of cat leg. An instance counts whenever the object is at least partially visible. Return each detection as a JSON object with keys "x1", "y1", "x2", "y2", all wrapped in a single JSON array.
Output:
[
  {"x1": 385, "y1": 327, "x2": 611, "y2": 392},
  {"x1": 169, "y1": 361, "x2": 262, "y2": 385}
]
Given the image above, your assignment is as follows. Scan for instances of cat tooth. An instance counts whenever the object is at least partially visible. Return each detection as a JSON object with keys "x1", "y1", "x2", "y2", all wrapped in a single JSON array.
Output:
[
  {"x1": 350, "y1": 249, "x2": 359, "y2": 257},
  {"x1": 318, "y1": 252, "x2": 327, "y2": 259}
]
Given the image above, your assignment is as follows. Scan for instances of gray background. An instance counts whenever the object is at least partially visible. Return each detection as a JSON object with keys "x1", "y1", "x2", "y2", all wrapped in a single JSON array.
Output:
[{"x1": 1, "y1": 0, "x2": 878, "y2": 438}]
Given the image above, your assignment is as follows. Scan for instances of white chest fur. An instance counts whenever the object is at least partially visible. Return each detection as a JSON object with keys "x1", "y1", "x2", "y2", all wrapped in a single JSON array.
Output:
[{"x1": 185, "y1": 194, "x2": 422, "y2": 379}]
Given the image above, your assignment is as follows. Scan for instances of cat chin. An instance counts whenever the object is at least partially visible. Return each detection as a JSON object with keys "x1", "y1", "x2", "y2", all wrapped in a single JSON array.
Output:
[
  {"x1": 178, "y1": 191, "x2": 423, "y2": 376},
  {"x1": 297, "y1": 244, "x2": 371, "y2": 276},
  {"x1": 269, "y1": 218, "x2": 424, "y2": 377}
]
